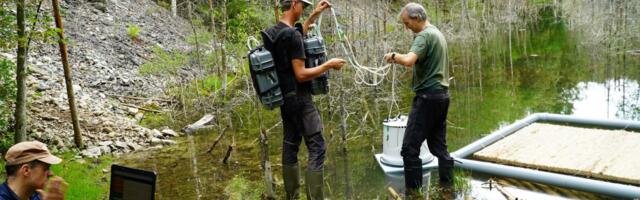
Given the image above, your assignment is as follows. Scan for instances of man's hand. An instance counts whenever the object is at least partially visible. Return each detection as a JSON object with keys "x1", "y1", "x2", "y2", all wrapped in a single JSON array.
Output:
[
  {"x1": 37, "y1": 176, "x2": 68, "y2": 200},
  {"x1": 313, "y1": 0, "x2": 332, "y2": 14},
  {"x1": 325, "y1": 58, "x2": 346, "y2": 70},
  {"x1": 384, "y1": 52, "x2": 397, "y2": 63}
]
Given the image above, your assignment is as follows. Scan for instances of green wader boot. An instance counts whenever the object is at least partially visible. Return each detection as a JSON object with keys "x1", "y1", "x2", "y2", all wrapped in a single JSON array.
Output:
[
  {"x1": 283, "y1": 164, "x2": 301, "y2": 200},
  {"x1": 305, "y1": 170, "x2": 324, "y2": 200}
]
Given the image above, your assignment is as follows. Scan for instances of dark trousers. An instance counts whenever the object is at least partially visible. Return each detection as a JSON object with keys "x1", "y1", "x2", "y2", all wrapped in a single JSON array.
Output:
[
  {"x1": 401, "y1": 90, "x2": 452, "y2": 191},
  {"x1": 280, "y1": 94, "x2": 326, "y2": 171}
]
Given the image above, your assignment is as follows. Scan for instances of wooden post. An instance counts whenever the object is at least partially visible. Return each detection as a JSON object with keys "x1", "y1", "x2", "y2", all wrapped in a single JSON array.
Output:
[{"x1": 52, "y1": 0, "x2": 83, "y2": 148}]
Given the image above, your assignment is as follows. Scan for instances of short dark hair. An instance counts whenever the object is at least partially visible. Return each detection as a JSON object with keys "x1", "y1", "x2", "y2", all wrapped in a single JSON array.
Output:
[
  {"x1": 5, "y1": 160, "x2": 42, "y2": 177},
  {"x1": 280, "y1": 0, "x2": 294, "y2": 12}
]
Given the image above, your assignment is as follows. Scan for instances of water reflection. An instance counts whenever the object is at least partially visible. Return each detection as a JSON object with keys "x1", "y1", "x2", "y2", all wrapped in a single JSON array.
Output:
[
  {"x1": 571, "y1": 79, "x2": 640, "y2": 120},
  {"x1": 384, "y1": 171, "x2": 431, "y2": 198}
]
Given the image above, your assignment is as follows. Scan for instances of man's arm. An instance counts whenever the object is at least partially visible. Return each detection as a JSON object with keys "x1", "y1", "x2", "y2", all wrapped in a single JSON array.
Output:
[
  {"x1": 292, "y1": 58, "x2": 345, "y2": 82},
  {"x1": 384, "y1": 52, "x2": 419, "y2": 67},
  {"x1": 303, "y1": 0, "x2": 331, "y2": 34}
]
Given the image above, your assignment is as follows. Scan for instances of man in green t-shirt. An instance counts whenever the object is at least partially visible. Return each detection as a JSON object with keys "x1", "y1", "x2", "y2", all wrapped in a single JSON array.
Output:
[{"x1": 383, "y1": 2, "x2": 453, "y2": 197}]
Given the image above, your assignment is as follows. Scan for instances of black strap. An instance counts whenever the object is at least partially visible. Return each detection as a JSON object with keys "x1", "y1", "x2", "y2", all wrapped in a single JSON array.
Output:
[{"x1": 261, "y1": 27, "x2": 296, "y2": 51}]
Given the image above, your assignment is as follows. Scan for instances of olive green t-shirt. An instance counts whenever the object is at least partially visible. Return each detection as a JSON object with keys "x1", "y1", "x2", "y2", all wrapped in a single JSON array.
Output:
[{"x1": 409, "y1": 24, "x2": 449, "y2": 92}]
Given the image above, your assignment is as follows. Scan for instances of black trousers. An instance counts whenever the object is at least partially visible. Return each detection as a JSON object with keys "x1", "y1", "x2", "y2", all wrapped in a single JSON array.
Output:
[
  {"x1": 280, "y1": 94, "x2": 325, "y2": 171},
  {"x1": 401, "y1": 90, "x2": 452, "y2": 190}
]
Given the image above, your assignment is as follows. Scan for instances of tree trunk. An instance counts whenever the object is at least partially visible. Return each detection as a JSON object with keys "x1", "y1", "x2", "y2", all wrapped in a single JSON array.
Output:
[
  {"x1": 188, "y1": 0, "x2": 202, "y2": 71},
  {"x1": 208, "y1": 0, "x2": 217, "y2": 75},
  {"x1": 259, "y1": 129, "x2": 276, "y2": 199},
  {"x1": 273, "y1": 0, "x2": 279, "y2": 24},
  {"x1": 171, "y1": 0, "x2": 177, "y2": 17},
  {"x1": 52, "y1": 0, "x2": 83, "y2": 148},
  {"x1": 14, "y1": 0, "x2": 27, "y2": 143},
  {"x1": 220, "y1": 0, "x2": 228, "y2": 98},
  {"x1": 257, "y1": 99, "x2": 275, "y2": 199}
]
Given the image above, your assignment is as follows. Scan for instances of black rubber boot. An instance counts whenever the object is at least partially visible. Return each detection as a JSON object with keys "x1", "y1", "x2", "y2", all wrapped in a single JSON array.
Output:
[
  {"x1": 438, "y1": 158, "x2": 455, "y2": 188},
  {"x1": 305, "y1": 170, "x2": 324, "y2": 200},
  {"x1": 283, "y1": 164, "x2": 301, "y2": 200},
  {"x1": 403, "y1": 159, "x2": 424, "y2": 199}
]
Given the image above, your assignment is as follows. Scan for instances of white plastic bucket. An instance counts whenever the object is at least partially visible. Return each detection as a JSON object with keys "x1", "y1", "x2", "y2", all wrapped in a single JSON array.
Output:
[{"x1": 381, "y1": 116, "x2": 434, "y2": 166}]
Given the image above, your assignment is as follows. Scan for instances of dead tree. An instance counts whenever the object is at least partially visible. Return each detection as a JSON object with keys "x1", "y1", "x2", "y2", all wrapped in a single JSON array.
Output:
[
  {"x1": 221, "y1": 135, "x2": 234, "y2": 164},
  {"x1": 52, "y1": 0, "x2": 83, "y2": 148},
  {"x1": 171, "y1": 0, "x2": 177, "y2": 17},
  {"x1": 257, "y1": 101, "x2": 276, "y2": 199},
  {"x1": 220, "y1": 0, "x2": 228, "y2": 97}
]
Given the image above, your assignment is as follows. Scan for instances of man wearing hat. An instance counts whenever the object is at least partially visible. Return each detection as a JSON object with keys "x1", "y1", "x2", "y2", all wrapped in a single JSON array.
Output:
[
  {"x1": 1, "y1": 141, "x2": 66, "y2": 200},
  {"x1": 266, "y1": 0, "x2": 346, "y2": 199}
]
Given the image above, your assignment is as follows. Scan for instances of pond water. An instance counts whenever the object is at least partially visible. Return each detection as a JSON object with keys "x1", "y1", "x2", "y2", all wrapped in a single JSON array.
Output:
[{"x1": 117, "y1": 1, "x2": 639, "y2": 199}]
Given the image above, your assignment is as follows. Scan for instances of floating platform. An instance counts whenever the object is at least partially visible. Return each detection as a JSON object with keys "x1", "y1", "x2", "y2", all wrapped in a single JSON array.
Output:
[
  {"x1": 473, "y1": 123, "x2": 640, "y2": 186},
  {"x1": 375, "y1": 113, "x2": 640, "y2": 198},
  {"x1": 451, "y1": 113, "x2": 640, "y2": 199}
]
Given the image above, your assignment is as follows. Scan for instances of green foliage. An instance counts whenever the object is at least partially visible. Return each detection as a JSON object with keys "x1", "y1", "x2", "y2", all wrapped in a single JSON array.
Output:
[
  {"x1": 157, "y1": 1, "x2": 170, "y2": 10},
  {"x1": 0, "y1": 2, "x2": 16, "y2": 49},
  {"x1": 1, "y1": 1, "x2": 61, "y2": 49},
  {"x1": 139, "y1": 46, "x2": 188, "y2": 75},
  {"x1": 186, "y1": 28, "x2": 213, "y2": 47},
  {"x1": 223, "y1": 176, "x2": 262, "y2": 200},
  {"x1": 127, "y1": 23, "x2": 141, "y2": 40},
  {"x1": 0, "y1": 59, "x2": 16, "y2": 134},
  {"x1": 222, "y1": 0, "x2": 272, "y2": 43},
  {"x1": 0, "y1": 133, "x2": 14, "y2": 155},
  {"x1": 139, "y1": 111, "x2": 173, "y2": 129}
]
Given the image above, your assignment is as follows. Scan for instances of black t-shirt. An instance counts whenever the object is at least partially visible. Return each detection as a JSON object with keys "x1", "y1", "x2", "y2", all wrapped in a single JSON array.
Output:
[
  {"x1": 274, "y1": 22, "x2": 306, "y2": 61},
  {"x1": 263, "y1": 22, "x2": 310, "y2": 95}
]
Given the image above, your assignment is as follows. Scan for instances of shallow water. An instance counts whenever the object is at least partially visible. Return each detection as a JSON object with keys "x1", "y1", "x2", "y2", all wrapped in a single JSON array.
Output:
[{"x1": 118, "y1": 1, "x2": 640, "y2": 199}]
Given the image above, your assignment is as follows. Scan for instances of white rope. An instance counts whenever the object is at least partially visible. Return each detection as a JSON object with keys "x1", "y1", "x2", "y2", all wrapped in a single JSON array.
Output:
[
  {"x1": 247, "y1": 36, "x2": 260, "y2": 50},
  {"x1": 246, "y1": 5, "x2": 402, "y2": 116},
  {"x1": 327, "y1": 7, "x2": 392, "y2": 86}
]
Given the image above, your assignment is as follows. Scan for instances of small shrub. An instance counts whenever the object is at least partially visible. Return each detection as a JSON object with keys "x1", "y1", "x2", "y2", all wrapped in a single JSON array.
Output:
[
  {"x1": 139, "y1": 112, "x2": 172, "y2": 129},
  {"x1": 127, "y1": 23, "x2": 141, "y2": 40},
  {"x1": 0, "y1": 133, "x2": 14, "y2": 155},
  {"x1": 157, "y1": 1, "x2": 170, "y2": 10},
  {"x1": 0, "y1": 59, "x2": 16, "y2": 133}
]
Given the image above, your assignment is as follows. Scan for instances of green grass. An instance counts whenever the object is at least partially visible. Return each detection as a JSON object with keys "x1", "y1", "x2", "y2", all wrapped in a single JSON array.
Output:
[
  {"x1": 427, "y1": 168, "x2": 472, "y2": 199},
  {"x1": 223, "y1": 175, "x2": 262, "y2": 200},
  {"x1": 139, "y1": 111, "x2": 173, "y2": 129},
  {"x1": 139, "y1": 46, "x2": 188, "y2": 75},
  {"x1": 0, "y1": 152, "x2": 112, "y2": 199}
]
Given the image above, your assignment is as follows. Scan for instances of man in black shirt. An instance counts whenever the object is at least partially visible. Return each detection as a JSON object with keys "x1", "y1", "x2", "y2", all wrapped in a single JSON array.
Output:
[{"x1": 269, "y1": 0, "x2": 346, "y2": 199}]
